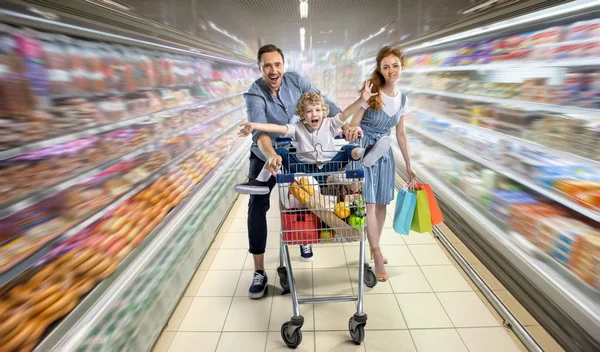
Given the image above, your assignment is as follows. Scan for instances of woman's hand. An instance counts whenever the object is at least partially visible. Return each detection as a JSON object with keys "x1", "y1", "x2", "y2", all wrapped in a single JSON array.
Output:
[
  {"x1": 238, "y1": 122, "x2": 254, "y2": 137},
  {"x1": 360, "y1": 80, "x2": 377, "y2": 102},
  {"x1": 407, "y1": 166, "x2": 417, "y2": 181}
]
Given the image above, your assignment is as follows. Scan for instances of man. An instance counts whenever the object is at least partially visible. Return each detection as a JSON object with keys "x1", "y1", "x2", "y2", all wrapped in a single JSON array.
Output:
[{"x1": 236, "y1": 44, "x2": 359, "y2": 299}]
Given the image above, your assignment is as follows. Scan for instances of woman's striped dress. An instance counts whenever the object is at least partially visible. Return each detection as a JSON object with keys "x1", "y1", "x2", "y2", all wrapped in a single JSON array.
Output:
[{"x1": 360, "y1": 93, "x2": 407, "y2": 205}]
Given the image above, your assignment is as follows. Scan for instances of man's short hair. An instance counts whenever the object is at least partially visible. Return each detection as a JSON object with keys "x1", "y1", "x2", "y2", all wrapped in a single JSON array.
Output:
[{"x1": 257, "y1": 44, "x2": 285, "y2": 66}]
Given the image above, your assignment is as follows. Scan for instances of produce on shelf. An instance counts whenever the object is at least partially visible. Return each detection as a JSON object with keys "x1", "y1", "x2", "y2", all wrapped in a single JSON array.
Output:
[{"x1": 0, "y1": 135, "x2": 240, "y2": 351}]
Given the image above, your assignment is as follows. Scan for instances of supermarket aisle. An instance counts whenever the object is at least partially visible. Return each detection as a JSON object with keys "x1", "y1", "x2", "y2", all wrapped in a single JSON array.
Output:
[{"x1": 153, "y1": 192, "x2": 532, "y2": 352}]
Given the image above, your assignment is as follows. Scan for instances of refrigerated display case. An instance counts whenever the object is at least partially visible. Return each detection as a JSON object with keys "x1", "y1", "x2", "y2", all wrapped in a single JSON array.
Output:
[
  {"x1": 0, "y1": 4, "x2": 255, "y2": 351},
  {"x1": 392, "y1": 4, "x2": 600, "y2": 351}
]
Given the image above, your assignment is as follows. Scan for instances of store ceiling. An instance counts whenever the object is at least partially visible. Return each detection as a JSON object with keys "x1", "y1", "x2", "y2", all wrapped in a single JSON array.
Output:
[{"x1": 121, "y1": 0, "x2": 473, "y2": 54}]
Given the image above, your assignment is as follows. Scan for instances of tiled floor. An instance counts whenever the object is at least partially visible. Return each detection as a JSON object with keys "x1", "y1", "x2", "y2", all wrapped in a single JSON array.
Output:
[{"x1": 154, "y1": 193, "x2": 561, "y2": 352}]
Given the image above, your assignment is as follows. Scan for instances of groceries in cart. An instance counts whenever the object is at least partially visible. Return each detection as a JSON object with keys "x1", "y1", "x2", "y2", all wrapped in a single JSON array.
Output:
[{"x1": 235, "y1": 81, "x2": 391, "y2": 195}]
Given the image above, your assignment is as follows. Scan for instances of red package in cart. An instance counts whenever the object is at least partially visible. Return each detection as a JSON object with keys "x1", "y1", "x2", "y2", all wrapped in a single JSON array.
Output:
[{"x1": 282, "y1": 211, "x2": 320, "y2": 245}]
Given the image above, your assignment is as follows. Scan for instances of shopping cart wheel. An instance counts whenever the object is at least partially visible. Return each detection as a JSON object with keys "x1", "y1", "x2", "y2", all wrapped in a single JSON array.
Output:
[
  {"x1": 348, "y1": 317, "x2": 365, "y2": 344},
  {"x1": 277, "y1": 266, "x2": 290, "y2": 294},
  {"x1": 364, "y1": 265, "x2": 377, "y2": 288},
  {"x1": 281, "y1": 321, "x2": 302, "y2": 348}
]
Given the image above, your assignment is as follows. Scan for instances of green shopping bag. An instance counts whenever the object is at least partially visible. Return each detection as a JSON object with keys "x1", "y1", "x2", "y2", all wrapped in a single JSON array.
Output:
[{"x1": 410, "y1": 189, "x2": 433, "y2": 233}]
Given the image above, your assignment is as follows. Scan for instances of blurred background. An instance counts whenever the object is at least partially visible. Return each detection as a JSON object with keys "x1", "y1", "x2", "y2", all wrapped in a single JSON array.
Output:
[{"x1": 0, "y1": 0, "x2": 598, "y2": 351}]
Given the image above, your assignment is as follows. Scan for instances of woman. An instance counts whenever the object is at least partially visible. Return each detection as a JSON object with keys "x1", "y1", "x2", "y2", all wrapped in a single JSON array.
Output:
[{"x1": 350, "y1": 46, "x2": 416, "y2": 282}]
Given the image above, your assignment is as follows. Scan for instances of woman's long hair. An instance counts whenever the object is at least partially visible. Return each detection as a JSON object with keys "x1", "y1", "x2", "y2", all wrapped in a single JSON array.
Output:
[{"x1": 362, "y1": 46, "x2": 406, "y2": 111}]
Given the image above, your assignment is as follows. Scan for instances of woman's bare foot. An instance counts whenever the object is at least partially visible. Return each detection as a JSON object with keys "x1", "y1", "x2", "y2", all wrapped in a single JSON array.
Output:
[{"x1": 370, "y1": 248, "x2": 388, "y2": 282}]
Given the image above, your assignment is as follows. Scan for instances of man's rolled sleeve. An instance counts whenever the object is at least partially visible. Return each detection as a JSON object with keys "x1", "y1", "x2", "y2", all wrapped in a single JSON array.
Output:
[{"x1": 245, "y1": 94, "x2": 268, "y2": 143}]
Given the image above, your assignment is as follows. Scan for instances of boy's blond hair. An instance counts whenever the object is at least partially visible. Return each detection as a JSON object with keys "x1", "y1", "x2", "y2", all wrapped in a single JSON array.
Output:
[{"x1": 295, "y1": 91, "x2": 329, "y2": 119}]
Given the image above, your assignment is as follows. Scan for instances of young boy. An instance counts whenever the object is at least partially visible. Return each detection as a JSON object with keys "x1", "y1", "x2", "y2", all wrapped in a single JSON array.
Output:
[{"x1": 235, "y1": 81, "x2": 391, "y2": 195}]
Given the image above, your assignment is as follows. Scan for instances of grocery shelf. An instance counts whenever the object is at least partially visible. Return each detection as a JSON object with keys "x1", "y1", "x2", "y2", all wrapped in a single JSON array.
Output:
[
  {"x1": 0, "y1": 92, "x2": 244, "y2": 162},
  {"x1": 404, "y1": 58, "x2": 600, "y2": 73},
  {"x1": 0, "y1": 103, "x2": 245, "y2": 220},
  {"x1": 392, "y1": 147, "x2": 600, "y2": 348},
  {"x1": 0, "y1": 111, "x2": 245, "y2": 288},
  {"x1": 412, "y1": 107, "x2": 600, "y2": 167},
  {"x1": 36, "y1": 134, "x2": 250, "y2": 352},
  {"x1": 404, "y1": 87, "x2": 600, "y2": 119},
  {"x1": 406, "y1": 125, "x2": 600, "y2": 223}
]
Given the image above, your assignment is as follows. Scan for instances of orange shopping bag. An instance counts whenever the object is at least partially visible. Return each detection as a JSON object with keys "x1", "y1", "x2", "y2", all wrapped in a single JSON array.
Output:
[{"x1": 415, "y1": 183, "x2": 444, "y2": 225}]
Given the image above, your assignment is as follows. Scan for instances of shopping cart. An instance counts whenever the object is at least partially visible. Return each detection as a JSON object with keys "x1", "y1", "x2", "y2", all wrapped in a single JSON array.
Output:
[{"x1": 274, "y1": 138, "x2": 377, "y2": 348}]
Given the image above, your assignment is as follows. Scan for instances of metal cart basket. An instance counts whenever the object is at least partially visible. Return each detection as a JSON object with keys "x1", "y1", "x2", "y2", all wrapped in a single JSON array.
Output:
[{"x1": 274, "y1": 141, "x2": 377, "y2": 348}]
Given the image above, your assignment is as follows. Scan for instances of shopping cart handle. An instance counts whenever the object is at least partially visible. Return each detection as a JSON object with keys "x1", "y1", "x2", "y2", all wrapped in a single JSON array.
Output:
[
  {"x1": 276, "y1": 137, "x2": 293, "y2": 143},
  {"x1": 346, "y1": 169, "x2": 364, "y2": 179},
  {"x1": 276, "y1": 173, "x2": 295, "y2": 184}
]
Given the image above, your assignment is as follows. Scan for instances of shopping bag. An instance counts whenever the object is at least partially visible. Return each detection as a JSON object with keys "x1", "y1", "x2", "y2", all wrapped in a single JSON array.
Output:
[
  {"x1": 411, "y1": 189, "x2": 433, "y2": 233},
  {"x1": 415, "y1": 183, "x2": 444, "y2": 225},
  {"x1": 393, "y1": 187, "x2": 417, "y2": 235}
]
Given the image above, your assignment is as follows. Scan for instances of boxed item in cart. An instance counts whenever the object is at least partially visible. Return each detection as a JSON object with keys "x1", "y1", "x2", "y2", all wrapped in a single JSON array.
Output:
[{"x1": 571, "y1": 233, "x2": 600, "y2": 290}]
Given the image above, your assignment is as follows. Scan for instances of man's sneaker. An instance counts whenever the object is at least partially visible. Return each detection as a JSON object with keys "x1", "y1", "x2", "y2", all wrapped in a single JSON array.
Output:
[
  {"x1": 248, "y1": 270, "x2": 268, "y2": 299},
  {"x1": 363, "y1": 136, "x2": 392, "y2": 167},
  {"x1": 300, "y1": 245, "x2": 313, "y2": 262},
  {"x1": 235, "y1": 179, "x2": 270, "y2": 195}
]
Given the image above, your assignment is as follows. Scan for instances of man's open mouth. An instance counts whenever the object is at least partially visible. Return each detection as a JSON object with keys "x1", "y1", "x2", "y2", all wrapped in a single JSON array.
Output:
[{"x1": 269, "y1": 75, "x2": 280, "y2": 83}]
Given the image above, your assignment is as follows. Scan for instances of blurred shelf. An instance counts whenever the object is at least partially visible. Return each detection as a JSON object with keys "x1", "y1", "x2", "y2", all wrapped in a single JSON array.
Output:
[
  {"x1": 0, "y1": 92, "x2": 244, "y2": 162},
  {"x1": 0, "y1": 103, "x2": 244, "y2": 220},
  {"x1": 412, "y1": 107, "x2": 600, "y2": 167},
  {"x1": 404, "y1": 58, "x2": 600, "y2": 73},
  {"x1": 406, "y1": 125, "x2": 600, "y2": 223},
  {"x1": 0, "y1": 118, "x2": 244, "y2": 289},
  {"x1": 391, "y1": 143, "x2": 600, "y2": 347},
  {"x1": 35, "y1": 134, "x2": 251, "y2": 352},
  {"x1": 404, "y1": 87, "x2": 600, "y2": 119}
]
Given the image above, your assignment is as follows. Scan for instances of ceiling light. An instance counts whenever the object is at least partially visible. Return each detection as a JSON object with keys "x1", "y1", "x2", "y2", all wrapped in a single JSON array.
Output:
[
  {"x1": 459, "y1": 0, "x2": 499, "y2": 15},
  {"x1": 300, "y1": 27, "x2": 306, "y2": 51},
  {"x1": 405, "y1": 0, "x2": 600, "y2": 52},
  {"x1": 300, "y1": 0, "x2": 308, "y2": 19}
]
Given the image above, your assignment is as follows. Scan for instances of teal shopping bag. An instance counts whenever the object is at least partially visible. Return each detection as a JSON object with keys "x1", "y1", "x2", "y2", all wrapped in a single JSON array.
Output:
[{"x1": 393, "y1": 188, "x2": 417, "y2": 235}]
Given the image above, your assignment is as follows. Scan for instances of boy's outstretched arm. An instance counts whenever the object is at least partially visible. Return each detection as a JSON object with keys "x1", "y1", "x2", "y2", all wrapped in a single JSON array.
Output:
[{"x1": 238, "y1": 122, "x2": 289, "y2": 137}]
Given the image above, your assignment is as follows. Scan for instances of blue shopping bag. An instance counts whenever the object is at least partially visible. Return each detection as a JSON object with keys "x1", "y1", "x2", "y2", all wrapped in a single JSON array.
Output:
[{"x1": 393, "y1": 187, "x2": 417, "y2": 235}]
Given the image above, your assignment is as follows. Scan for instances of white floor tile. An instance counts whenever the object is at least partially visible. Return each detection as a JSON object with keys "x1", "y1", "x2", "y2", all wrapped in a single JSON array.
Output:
[
  {"x1": 408, "y1": 245, "x2": 452, "y2": 266},
  {"x1": 167, "y1": 332, "x2": 220, "y2": 352},
  {"x1": 364, "y1": 330, "x2": 416, "y2": 352},
  {"x1": 223, "y1": 296, "x2": 273, "y2": 331},
  {"x1": 165, "y1": 297, "x2": 193, "y2": 331},
  {"x1": 387, "y1": 267, "x2": 432, "y2": 293},
  {"x1": 410, "y1": 329, "x2": 468, "y2": 352},
  {"x1": 178, "y1": 297, "x2": 232, "y2": 332},
  {"x1": 196, "y1": 270, "x2": 242, "y2": 297},
  {"x1": 315, "y1": 331, "x2": 366, "y2": 351},
  {"x1": 313, "y1": 268, "x2": 352, "y2": 296},
  {"x1": 420, "y1": 266, "x2": 473, "y2": 292},
  {"x1": 210, "y1": 249, "x2": 248, "y2": 270},
  {"x1": 458, "y1": 327, "x2": 523, "y2": 352},
  {"x1": 269, "y1": 295, "x2": 314, "y2": 331},
  {"x1": 363, "y1": 294, "x2": 407, "y2": 330},
  {"x1": 216, "y1": 332, "x2": 267, "y2": 352},
  {"x1": 437, "y1": 292, "x2": 500, "y2": 327},
  {"x1": 395, "y1": 293, "x2": 453, "y2": 329}
]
